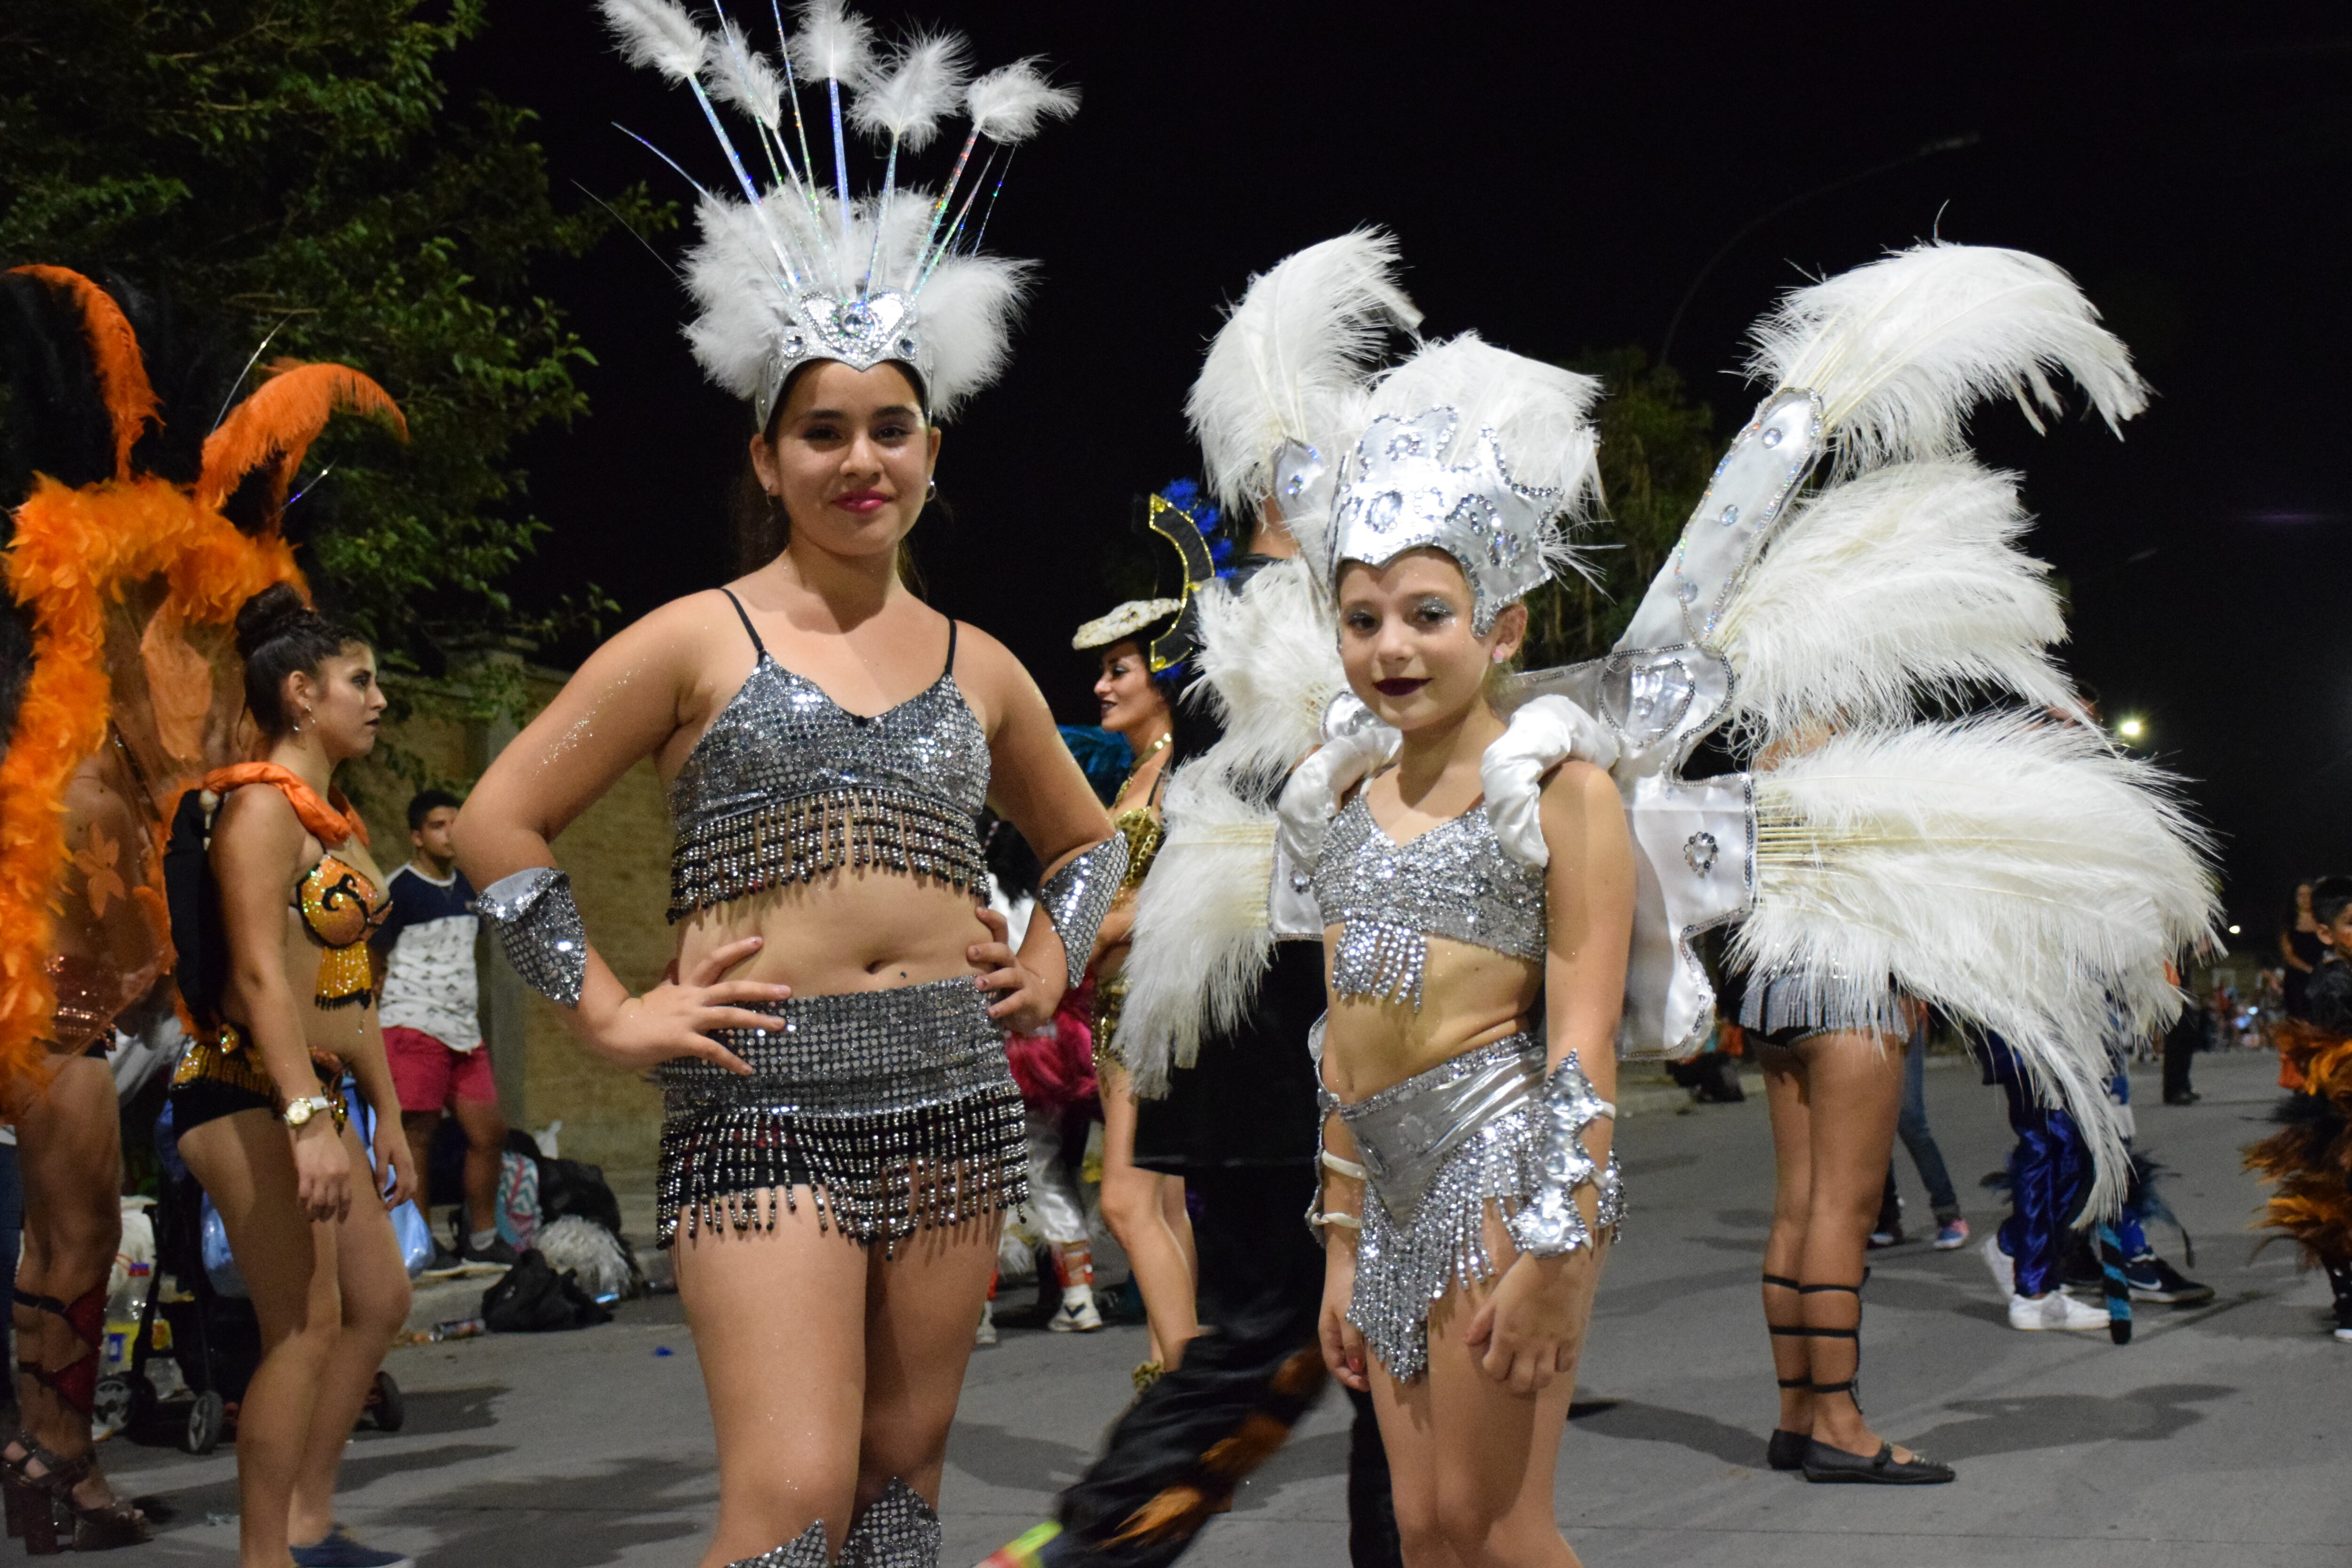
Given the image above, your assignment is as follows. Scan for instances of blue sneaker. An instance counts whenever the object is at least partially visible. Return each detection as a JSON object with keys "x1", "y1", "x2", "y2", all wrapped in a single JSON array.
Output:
[
  {"x1": 1933, "y1": 1218, "x2": 1970, "y2": 1250},
  {"x1": 291, "y1": 1526, "x2": 413, "y2": 1567}
]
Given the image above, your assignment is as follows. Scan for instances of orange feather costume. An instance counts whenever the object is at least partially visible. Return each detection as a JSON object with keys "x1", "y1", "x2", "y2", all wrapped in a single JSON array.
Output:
[
  {"x1": 0, "y1": 266, "x2": 403, "y2": 1102},
  {"x1": 2245, "y1": 1018, "x2": 2352, "y2": 1268}
]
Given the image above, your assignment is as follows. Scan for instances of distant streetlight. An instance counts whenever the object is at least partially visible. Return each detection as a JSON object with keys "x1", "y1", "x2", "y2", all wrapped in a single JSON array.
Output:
[
  {"x1": 2228, "y1": 924, "x2": 2242, "y2": 935},
  {"x1": 2116, "y1": 716, "x2": 2145, "y2": 740}
]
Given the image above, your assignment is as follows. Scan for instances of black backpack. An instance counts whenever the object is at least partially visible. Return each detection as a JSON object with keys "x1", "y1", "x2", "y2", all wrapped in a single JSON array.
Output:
[
  {"x1": 480, "y1": 1250, "x2": 612, "y2": 1333},
  {"x1": 163, "y1": 787, "x2": 229, "y2": 1029}
]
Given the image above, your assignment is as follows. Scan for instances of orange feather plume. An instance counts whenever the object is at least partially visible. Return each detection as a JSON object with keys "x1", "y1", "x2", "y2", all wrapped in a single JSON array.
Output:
[
  {"x1": 7, "y1": 266, "x2": 161, "y2": 479},
  {"x1": 197, "y1": 361, "x2": 407, "y2": 513}
]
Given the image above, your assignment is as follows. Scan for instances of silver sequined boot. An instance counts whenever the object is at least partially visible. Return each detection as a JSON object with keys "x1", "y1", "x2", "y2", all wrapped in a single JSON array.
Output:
[
  {"x1": 838, "y1": 1478, "x2": 941, "y2": 1568},
  {"x1": 727, "y1": 1520, "x2": 830, "y2": 1568}
]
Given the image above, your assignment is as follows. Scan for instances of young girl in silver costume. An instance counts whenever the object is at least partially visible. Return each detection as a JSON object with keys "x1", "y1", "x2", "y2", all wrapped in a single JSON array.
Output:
[
  {"x1": 1287, "y1": 338, "x2": 1634, "y2": 1567},
  {"x1": 457, "y1": 9, "x2": 1113, "y2": 1566}
]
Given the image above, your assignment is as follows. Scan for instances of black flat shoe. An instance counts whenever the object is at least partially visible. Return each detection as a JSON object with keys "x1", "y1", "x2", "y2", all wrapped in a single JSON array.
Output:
[
  {"x1": 1765, "y1": 1430, "x2": 1809, "y2": 1471},
  {"x1": 1800, "y1": 1438, "x2": 1954, "y2": 1485}
]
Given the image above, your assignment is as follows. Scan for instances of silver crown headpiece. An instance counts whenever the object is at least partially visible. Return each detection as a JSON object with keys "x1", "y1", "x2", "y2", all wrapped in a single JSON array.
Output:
[
  {"x1": 1324, "y1": 336, "x2": 1603, "y2": 634},
  {"x1": 599, "y1": 0, "x2": 1077, "y2": 424}
]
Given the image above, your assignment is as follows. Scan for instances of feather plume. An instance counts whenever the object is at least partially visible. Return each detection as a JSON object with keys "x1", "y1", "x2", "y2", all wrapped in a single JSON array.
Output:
[
  {"x1": 1718, "y1": 458, "x2": 2079, "y2": 739},
  {"x1": 850, "y1": 32, "x2": 970, "y2": 150},
  {"x1": 197, "y1": 362, "x2": 405, "y2": 513},
  {"x1": 1190, "y1": 558, "x2": 1346, "y2": 780},
  {"x1": 597, "y1": 0, "x2": 708, "y2": 81},
  {"x1": 706, "y1": 17, "x2": 786, "y2": 129},
  {"x1": 790, "y1": 0, "x2": 872, "y2": 82},
  {"x1": 9, "y1": 266, "x2": 159, "y2": 480},
  {"x1": 1115, "y1": 758, "x2": 1280, "y2": 1095},
  {"x1": 1748, "y1": 241, "x2": 2147, "y2": 474},
  {"x1": 1186, "y1": 231, "x2": 1420, "y2": 516},
  {"x1": 964, "y1": 59, "x2": 1080, "y2": 143},
  {"x1": 1736, "y1": 715, "x2": 2220, "y2": 1217}
]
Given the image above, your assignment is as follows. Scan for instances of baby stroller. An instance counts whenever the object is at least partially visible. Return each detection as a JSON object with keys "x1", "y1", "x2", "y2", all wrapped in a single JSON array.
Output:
[{"x1": 105, "y1": 1099, "x2": 405, "y2": 1455}]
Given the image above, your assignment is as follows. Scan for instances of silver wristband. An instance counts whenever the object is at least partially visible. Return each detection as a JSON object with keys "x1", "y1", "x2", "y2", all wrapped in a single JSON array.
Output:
[
  {"x1": 1505, "y1": 1050, "x2": 1624, "y2": 1258},
  {"x1": 1038, "y1": 835, "x2": 1130, "y2": 991},
  {"x1": 475, "y1": 867, "x2": 588, "y2": 1008}
]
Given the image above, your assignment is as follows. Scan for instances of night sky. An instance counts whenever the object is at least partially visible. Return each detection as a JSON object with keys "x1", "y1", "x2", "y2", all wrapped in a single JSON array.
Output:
[{"x1": 454, "y1": 3, "x2": 2351, "y2": 949}]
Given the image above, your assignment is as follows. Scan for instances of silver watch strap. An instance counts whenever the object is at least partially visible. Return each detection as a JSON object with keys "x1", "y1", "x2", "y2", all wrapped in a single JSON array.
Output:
[
  {"x1": 1038, "y1": 836, "x2": 1129, "y2": 991},
  {"x1": 476, "y1": 867, "x2": 588, "y2": 1008},
  {"x1": 1505, "y1": 1050, "x2": 1625, "y2": 1258}
]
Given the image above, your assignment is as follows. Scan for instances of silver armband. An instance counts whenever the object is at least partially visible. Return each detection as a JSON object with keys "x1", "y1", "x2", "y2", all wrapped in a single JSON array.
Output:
[
  {"x1": 1505, "y1": 1051, "x2": 1624, "y2": 1258},
  {"x1": 1039, "y1": 835, "x2": 1129, "y2": 990},
  {"x1": 475, "y1": 868, "x2": 588, "y2": 1008}
]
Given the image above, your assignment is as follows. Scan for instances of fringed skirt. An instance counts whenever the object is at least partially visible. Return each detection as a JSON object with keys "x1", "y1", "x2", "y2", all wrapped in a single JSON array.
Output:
[
  {"x1": 1341, "y1": 1034, "x2": 1622, "y2": 1381},
  {"x1": 655, "y1": 976, "x2": 1026, "y2": 1250}
]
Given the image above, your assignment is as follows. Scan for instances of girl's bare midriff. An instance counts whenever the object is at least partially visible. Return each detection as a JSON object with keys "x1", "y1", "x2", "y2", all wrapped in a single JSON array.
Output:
[
  {"x1": 673, "y1": 871, "x2": 993, "y2": 997},
  {"x1": 1317, "y1": 932, "x2": 1541, "y2": 1104}
]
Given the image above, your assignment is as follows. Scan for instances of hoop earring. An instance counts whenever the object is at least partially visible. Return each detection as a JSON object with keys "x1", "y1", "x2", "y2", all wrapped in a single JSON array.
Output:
[{"x1": 925, "y1": 478, "x2": 938, "y2": 501}]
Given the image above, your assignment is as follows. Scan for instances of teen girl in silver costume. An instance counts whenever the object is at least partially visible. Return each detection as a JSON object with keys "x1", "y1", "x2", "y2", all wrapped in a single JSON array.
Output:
[
  {"x1": 457, "y1": 8, "x2": 1115, "y2": 1565},
  {"x1": 1280, "y1": 336, "x2": 1635, "y2": 1566}
]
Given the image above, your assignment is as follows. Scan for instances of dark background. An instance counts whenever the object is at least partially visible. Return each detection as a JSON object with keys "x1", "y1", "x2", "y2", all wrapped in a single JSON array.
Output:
[{"x1": 453, "y1": 2, "x2": 2350, "y2": 950}]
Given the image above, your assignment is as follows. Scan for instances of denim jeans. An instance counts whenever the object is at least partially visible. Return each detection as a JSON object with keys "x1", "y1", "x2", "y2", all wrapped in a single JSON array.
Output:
[{"x1": 1895, "y1": 1021, "x2": 1961, "y2": 1222}]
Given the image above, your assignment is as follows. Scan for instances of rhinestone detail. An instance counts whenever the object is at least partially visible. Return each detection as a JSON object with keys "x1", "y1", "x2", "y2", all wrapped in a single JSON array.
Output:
[{"x1": 1312, "y1": 794, "x2": 1546, "y2": 1009}]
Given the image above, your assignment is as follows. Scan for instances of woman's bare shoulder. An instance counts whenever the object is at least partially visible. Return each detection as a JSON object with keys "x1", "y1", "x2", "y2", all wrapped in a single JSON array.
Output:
[
  {"x1": 946, "y1": 620, "x2": 1044, "y2": 710},
  {"x1": 1539, "y1": 757, "x2": 1625, "y2": 820},
  {"x1": 211, "y1": 781, "x2": 306, "y2": 863}
]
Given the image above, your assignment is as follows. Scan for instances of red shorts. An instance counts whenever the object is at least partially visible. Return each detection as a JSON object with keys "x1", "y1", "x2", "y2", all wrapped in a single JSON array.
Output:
[{"x1": 384, "y1": 1026, "x2": 497, "y2": 1113}]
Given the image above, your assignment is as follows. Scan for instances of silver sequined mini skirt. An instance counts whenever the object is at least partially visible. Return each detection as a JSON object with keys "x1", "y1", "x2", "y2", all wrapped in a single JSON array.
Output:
[
  {"x1": 656, "y1": 976, "x2": 1025, "y2": 1250},
  {"x1": 1340, "y1": 1034, "x2": 1621, "y2": 1382}
]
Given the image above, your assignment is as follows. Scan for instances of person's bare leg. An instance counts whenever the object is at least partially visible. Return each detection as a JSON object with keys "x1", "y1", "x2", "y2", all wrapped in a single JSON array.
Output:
[
  {"x1": 13, "y1": 1056, "x2": 129, "y2": 1513},
  {"x1": 1370, "y1": 1212, "x2": 1602, "y2": 1568},
  {"x1": 1159, "y1": 1175, "x2": 1197, "y2": 1287},
  {"x1": 1097, "y1": 1067, "x2": 1197, "y2": 1368},
  {"x1": 287, "y1": 1121, "x2": 413, "y2": 1545},
  {"x1": 180, "y1": 1109, "x2": 342, "y2": 1568},
  {"x1": 675, "y1": 1188, "x2": 870, "y2": 1567},
  {"x1": 858, "y1": 1208, "x2": 1001, "y2": 1513},
  {"x1": 398, "y1": 1109, "x2": 439, "y2": 1226},
  {"x1": 452, "y1": 1095, "x2": 509, "y2": 1247},
  {"x1": 1756, "y1": 1043, "x2": 1815, "y2": 1440},
  {"x1": 1793, "y1": 1030, "x2": 1907, "y2": 1460}
]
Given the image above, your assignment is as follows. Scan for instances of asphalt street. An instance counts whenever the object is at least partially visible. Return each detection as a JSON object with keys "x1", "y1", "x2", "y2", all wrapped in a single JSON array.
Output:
[{"x1": 94, "y1": 1047, "x2": 2347, "y2": 1567}]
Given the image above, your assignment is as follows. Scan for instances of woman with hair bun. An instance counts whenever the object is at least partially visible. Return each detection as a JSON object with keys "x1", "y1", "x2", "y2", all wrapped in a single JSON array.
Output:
[{"x1": 167, "y1": 582, "x2": 416, "y2": 1568}]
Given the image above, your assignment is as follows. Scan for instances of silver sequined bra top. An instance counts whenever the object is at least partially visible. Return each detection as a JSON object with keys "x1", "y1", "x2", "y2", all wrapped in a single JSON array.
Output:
[
  {"x1": 665, "y1": 591, "x2": 992, "y2": 922},
  {"x1": 1312, "y1": 787, "x2": 1547, "y2": 1007}
]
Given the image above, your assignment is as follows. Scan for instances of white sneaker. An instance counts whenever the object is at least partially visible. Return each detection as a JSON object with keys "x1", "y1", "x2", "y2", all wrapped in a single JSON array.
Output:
[
  {"x1": 1980, "y1": 1233, "x2": 2015, "y2": 1296},
  {"x1": 1049, "y1": 1287, "x2": 1103, "y2": 1333},
  {"x1": 2008, "y1": 1290, "x2": 2108, "y2": 1331},
  {"x1": 974, "y1": 1299, "x2": 997, "y2": 1346}
]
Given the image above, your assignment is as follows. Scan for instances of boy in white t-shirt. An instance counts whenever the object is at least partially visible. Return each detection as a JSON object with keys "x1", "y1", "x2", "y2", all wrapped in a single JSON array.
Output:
[{"x1": 373, "y1": 790, "x2": 513, "y2": 1264}]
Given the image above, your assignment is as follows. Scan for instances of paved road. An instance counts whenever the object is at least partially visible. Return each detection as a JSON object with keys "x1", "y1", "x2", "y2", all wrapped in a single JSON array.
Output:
[{"x1": 99, "y1": 1049, "x2": 2345, "y2": 1566}]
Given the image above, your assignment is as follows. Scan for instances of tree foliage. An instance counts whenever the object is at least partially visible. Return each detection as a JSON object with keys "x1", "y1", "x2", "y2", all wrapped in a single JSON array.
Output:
[
  {"x1": 0, "y1": 0, "x2": 664, "y2": 670},
  {"x1": 1522, "y1": 349, "x2": 1722, "y2": 668}
]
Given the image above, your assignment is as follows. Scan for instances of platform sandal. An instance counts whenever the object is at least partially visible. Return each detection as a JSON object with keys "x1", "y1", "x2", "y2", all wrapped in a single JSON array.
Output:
[
  {"x1": 1759, "y1": 1273, "x2": 1811, "y2": 1471},
  {"x1": 21, "y1": 1445, "x2": 150, "y2": 1552},
  {"x1": 1791, "y1": 1279, "x2": 1953, "y2": 1485},
  {"x1": 1, "y1": 1424, "x2": 39, "y2": 1539}
]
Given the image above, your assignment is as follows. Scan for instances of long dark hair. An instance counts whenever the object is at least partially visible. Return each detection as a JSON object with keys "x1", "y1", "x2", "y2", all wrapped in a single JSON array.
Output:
[{"x1": 234, "y1": 583, "x2": 361, "y2": 735}]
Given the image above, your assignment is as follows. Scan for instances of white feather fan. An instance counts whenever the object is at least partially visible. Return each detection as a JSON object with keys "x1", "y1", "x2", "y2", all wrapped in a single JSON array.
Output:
[
  {"x1": 599, "y1": 0, "x2": 706, "y2": 81},
  {"x1": 1114, "y1": 760, "x2": 1283, "y2": 1095},
  {"x1": 1736, "y1": 715, "x2": 2219, "y2": 1216},
  {"x1": 1186, "y1": 231, "x2": 1420, "y2": 517},
  {"x1": 1190, "y1": 557, "x2": 1347, "y2": 779},
  {"x1": 1717, "y1": 458, "x2": 2079, "y2": 739},
  {"x1": 1748, "y1": 241, "x2": 2148, "y2": 475}
]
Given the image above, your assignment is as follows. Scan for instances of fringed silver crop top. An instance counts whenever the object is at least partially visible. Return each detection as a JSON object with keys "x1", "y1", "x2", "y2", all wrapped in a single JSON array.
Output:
[
  {"x1": 665, "y1": 591, "x2": 992, "y2": 922},
  {"x1": 1312, "y1": 787, "x2": 1547, "y2": 1007}
]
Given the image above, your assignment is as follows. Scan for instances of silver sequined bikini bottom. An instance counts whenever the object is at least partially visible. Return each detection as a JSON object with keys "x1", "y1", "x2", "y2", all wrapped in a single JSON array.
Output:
[
  {"x1": 656, "y1": 976, "x2": 1026, "y2": 1250},
  {"x1": 1338, "y1": 1034, "x2": 1621, "y2": 1382}
]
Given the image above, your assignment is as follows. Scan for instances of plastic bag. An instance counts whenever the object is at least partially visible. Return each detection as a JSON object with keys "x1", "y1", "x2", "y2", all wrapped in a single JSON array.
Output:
[
  {"x1": 343, "y1": 1082, "x2": 435, "y2": 1278},
  {"x1": 199, "y1": 1197, "x2": 248, "y2": 1299}
]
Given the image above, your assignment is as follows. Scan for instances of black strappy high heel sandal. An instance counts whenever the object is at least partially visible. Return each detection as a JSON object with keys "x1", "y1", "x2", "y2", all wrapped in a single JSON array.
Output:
[
  {"x1": 1, "y1": 1423, "x2": 40, "y2": 1540},
  {"x1": 10, "y1": 1287, "x2": 152, "y2": 1550},
  {"x1": 1794, "y1": 1279, "x2": 1954, "y2": 1485},
  {"x1": 1760, "y1": 1273, "x2": 1811, "y2": 1470}
]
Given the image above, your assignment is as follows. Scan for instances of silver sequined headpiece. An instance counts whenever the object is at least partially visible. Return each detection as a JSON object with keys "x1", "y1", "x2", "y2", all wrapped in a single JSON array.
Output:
[
  {"x1": 601, "y1": 0, "x2": 1077, "y2": 423},
  {"x1": 1329, "y1": 407, "x2": 1563, "y2": 635}
]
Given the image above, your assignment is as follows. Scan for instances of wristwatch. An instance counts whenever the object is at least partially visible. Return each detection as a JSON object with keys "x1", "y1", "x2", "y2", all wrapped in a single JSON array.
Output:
[{"x1": 282, "y1": 1095, "x2": 334, "y2": 1129}]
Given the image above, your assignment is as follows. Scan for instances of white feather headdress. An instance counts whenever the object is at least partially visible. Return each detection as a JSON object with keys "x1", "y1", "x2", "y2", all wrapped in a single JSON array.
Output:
[
  {"x1": 599, "y1": 0, "x2": 1075, "y2": 422},
  {"x1": 1328, "y1": 334, "x2": 1603, "y2": 629}
]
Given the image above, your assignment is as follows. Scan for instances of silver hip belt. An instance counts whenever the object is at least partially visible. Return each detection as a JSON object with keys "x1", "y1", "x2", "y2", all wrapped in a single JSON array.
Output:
[
  {"x1": 656, "y1": 977, "x2": 1025, "y2": 1248},
  {"x1": 1337, "y1": 1033, "x2": 1621, "y2": 1381}
]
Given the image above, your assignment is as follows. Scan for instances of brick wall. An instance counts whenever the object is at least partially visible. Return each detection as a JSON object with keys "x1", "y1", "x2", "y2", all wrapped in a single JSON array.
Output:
[{"x1": 349, "y1": 663, "x2": 672, "y2": 1179}]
